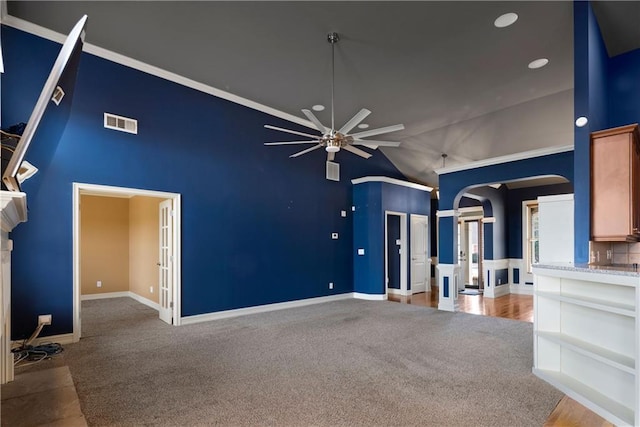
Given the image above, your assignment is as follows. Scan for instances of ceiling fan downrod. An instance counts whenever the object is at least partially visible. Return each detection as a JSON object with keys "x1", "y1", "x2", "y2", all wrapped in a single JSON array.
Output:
[{"x1": 328, "y1": 32, "x2": 339, "y2": 135}]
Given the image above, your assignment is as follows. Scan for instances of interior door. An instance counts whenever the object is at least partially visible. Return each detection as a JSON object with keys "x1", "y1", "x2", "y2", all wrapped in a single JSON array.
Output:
[
  {"x1": 386, "y1": 215, "x2": 401, "y2": 289},
  {"x1": 158, "y1": 199, "x2": 173, "y2": 324},
  {"x1": 410, "y1": 215, "x2": 428, "y2": 292}
]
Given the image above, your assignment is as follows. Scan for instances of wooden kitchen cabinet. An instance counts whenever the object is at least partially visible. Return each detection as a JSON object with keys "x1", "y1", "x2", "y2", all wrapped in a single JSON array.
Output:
[{"x1": 591, "y1": 123, "x2": 640, "y2": 242}]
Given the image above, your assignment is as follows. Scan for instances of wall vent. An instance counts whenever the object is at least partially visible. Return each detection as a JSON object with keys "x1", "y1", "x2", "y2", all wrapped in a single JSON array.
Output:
[
  {"x1": 51, "y1": 86, "x2": 65, "y2": 105},
  {"x1": 326, "y1": 161, "x2": 340, "y2": 182},
  {"x1": 104, "y1": 113, "x2": 138, "y2": 134}
]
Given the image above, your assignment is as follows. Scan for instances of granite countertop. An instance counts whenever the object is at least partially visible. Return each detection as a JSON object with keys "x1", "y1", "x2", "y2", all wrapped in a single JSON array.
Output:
[{"x1": 534, "y1": 262, "x2": 640, "y2": 276}]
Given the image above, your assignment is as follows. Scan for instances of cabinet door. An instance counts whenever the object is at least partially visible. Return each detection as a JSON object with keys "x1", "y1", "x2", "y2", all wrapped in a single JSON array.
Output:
[{"x1": 591, "y1": 133, "x2": 632, "y2": 240}]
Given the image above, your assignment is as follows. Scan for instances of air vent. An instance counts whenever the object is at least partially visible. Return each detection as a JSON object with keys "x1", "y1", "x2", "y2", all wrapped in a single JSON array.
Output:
[
  {"x1": 51, "y1": 86, "x2": 65, "y2": 105},
  {"x1": 326, "y1": 161, "x2": 340, "y2": 182},
  {"x1": 104, "y1": 113, "x2": 138, "y2": 134}
]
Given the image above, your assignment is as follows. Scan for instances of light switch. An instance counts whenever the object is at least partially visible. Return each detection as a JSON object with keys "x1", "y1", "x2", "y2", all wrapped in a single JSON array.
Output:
[
  {"x1": 332, "y1": 233, "x2": 339, "y2": 239},
  {"x1": 341, "y1": 210, "x2": 347, "y2": 217},
  {"x1": 351, "y1": 206, "x2": 356, "y2": 211},
  {"x1": 396, "y1": 239, "x2": 401, "y2": 245},
  {"x1": 358, "y1": 248, "x2": 365, "y2": 255}
]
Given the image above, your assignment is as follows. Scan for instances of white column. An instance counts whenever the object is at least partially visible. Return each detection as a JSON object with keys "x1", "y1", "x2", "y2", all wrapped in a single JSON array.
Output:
[{"x1": 436, "y1": 263, "x2": 459, "y2": 312}]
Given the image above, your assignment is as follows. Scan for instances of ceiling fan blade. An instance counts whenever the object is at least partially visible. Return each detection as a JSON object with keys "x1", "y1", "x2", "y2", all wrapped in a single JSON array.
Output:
[
  {"x1": 350, "y1": 124, "x2": 405, "y2": 139},
  {"x1": 265, "y1": 140, "x2": 319, "y2": 146},
  {"x1": 338, "y1": 108, "x2": 371, "y2": 135},
  {"x1": 342, "y1": 145, "x2": 372, "y2": 159},
  {"x1": 327, "y1": 151, "x2": 335, "y2": 162},
  {"x1": 302, "y1": 109, "x2": 329, "y2": 134},
  {"x1": 264, "y1": 125, "x2": 320, "y2": 139},
  {"x1": 352, "y1": 139, "x2": 401, "y2": 147},
  {"x1": 290, "y1": 144, "x2": 324, "y2": 158}
]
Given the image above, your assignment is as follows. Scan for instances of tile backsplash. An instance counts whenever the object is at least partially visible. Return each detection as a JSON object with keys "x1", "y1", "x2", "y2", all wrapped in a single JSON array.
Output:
[{"x1": 589, "y1": 241, "x2": 640, "y2": 265}]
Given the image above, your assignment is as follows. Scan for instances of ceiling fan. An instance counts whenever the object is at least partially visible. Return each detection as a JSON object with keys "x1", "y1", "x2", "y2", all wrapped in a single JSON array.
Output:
[{"x1": 264, "y1": 32, "x2": 404, "y2": 162}]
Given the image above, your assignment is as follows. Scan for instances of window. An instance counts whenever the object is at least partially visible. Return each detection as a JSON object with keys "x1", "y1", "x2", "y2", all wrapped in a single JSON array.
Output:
[{"x1": 525, "y1": 202, "x2": 539, "y2": 273}]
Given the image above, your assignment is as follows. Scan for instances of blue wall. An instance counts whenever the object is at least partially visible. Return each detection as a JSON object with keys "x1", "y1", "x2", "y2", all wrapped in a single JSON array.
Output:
[
  {"x1": 573, "y1": 2, "x2": 640, "y2": 264},
  {"x1": 3, "y1": 26, "x2": 406, "y2": 338},
  {"x1": 353, "y1": 181, "x2": 431, "y2": 295},
  {"x1": 506, "y1": 183, "x2": 574, "y2": 258},
  {"x1": 437, "y1": 151, "x2": 574, "y2": 264},
  {"x1": 609, "y1": 48, "x2": 640, "y2": 127}
]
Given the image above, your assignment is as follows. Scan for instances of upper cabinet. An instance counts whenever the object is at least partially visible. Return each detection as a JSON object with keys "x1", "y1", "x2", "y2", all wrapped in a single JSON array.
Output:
[{"x1": 591, "y1": 124, "x2": 640, "y2": 242}]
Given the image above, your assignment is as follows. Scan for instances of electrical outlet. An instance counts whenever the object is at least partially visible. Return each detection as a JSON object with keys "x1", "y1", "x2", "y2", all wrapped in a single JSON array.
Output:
[
  {"x1": 38, "y1": 314, "x2": 52, "y2": 326},
  {"x1": 341, "y1": 210, "x2": 347, "y2": 217},
  {"x1": 329, "y1": 282, "x2": 334, "y2": 290},
  {"x1": 607, "y1": 249, "x2": 612, "y2": 260},
  {"x1": 97, "y1": 280, "x2": 102, "y2": 288},
  {"x1": 149, "y1": 286, "x2": 154, "y2": 293}
]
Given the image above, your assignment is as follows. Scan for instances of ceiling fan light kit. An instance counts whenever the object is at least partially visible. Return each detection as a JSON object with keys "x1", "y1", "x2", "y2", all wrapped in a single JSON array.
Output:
[{"x1": 264, "y1": 32, "x2": 404, "y2": 167}]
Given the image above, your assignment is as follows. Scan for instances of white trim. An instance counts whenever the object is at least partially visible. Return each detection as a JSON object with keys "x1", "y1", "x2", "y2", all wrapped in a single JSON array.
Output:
[
  {"x1": 509, "y1": 284, "x2": 534, "y2": 295},
  {"x1": 1, "y1": 14, "x2": 316, "y2": 132},
  {"x1": 435, "y1": 145, "x2": 573, "y2": 175},
  {"x1": 387, "y1": 288, "x2": 412, "y2": 296},
  {"x1": 73, "y1": 182, "x2": 182, "y2": 341},
  {"x1": 81, "y1": 291, "x2": 160, "y2": 311},
  {"x1": 13, "y1": 333, "x2": 75, "y2": 347},
  {"x1": 436, "y1": 210, "x2": 457, "y2": 217},
  {"x1": 81, "y1": 292, "x2": 130, "y2": 300},
  {"x1": 0, "y1": 191, "x2": 27, "y2": 232},
  {"x1": 351, "y1": 176, "x2": 433, "y2": 192},
  {"x1": 481, "y1": 217, "x2": 496, "y2": 223},
  {"x1": 436, "y1": 263, "x2": 459, "y2": 312},
  {"x1": 353, "y1": 292, "x2": 388, "y2": 301},
  {"x1": 457, "y1": 206, "x2": 483, "y2": 215},
  {"x1": 181, "y1": 293, "x2": 354, "y2": 325}
]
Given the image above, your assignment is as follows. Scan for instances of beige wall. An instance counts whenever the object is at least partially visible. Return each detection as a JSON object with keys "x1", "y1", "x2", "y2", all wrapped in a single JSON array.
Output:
[
  {"x1": 129, "y1": 196, "x2": 160, "y2": 303},
  {"x1": 81, "y1": 195, "x2": 130, "y2": 295}
]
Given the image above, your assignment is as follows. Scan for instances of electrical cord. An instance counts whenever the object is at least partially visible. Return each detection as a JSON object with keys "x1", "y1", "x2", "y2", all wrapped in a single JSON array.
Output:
[{"x1": 12, "y1": 342, "x2": 63, "y2": 367}]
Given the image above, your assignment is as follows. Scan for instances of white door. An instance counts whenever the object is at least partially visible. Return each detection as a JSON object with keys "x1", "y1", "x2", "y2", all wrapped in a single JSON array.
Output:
[
  {"x1": 410, "y1": 215, "x2": 428, "y2": 292},
  {"x1": 158, "y1": 199, "x2": 173, "y2": 324}
]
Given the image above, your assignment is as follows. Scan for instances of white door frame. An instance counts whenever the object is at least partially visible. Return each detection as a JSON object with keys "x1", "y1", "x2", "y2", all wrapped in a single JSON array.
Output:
[
  {"x1": 410, "y1": 214, "x2": 430, "y2": 293},
  {"x1": 384, "y1": 211, "x2": 407, "y2": 296},
  {"x1": 72, "y1": 183, "x2": 182, "y2": 342}
]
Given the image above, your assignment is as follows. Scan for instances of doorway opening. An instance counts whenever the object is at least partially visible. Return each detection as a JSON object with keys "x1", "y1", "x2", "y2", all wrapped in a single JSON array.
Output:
[
  {"x1": 72, "y1": 183, "x2": 182, "y2": 342},
  {"x1": 458, "y1": 207, "x2": 483, "y2": 295},
  {"x1": 385, "y1": 211, "x2": 407, "y2": 296}
]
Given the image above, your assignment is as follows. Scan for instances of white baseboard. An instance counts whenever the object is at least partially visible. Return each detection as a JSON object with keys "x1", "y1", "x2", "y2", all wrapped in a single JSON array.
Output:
[
  {"x1": 128, "y1": 292, "x2": 160, "y2": 311},
  {"x1": 410, "y1": 283, "x2": 428, "y2": 293},
  {"x1": 82, "y1": 291, "x2": 160, "y2": 311},
  {"x1": 82, "y1": 291, "x2": 129, "y2": 300},
  {"x1": 181, "y1": 293, "x2": 354, "y2": 325},
  {"x1": 484, "y1": 284, "x2": 510, "y2": 299},
  {"x1": 509, "y1": 284, "x2": 534, "y2": 295},
  {"x1": 353, "y1": 292, "x2": 388, "y2": 301},
  {"x1": 387, "y1": 288, "x2": 411, "y2": 296}
]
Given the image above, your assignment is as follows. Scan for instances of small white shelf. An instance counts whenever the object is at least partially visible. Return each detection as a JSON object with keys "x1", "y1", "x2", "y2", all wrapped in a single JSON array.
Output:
[
  {"x1": 536, "y1": 331, "x2": 635, "y2": 374},
  {"x1": 536, "y1": 290, "x2": 636, "y2": 317},
  {"x1": 534, "y1": 369, "x2": 634, "y2": 427}
]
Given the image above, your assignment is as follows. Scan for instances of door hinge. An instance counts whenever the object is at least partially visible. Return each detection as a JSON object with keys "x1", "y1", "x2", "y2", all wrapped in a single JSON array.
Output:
[
  {"x1": 170, "y1": 209, "x2": 175, "y2": 217},
  {"x1": 169, "y1": 255, "x2": 174, "y2": 263},
  {"x1": 170, "y1": 301, "x2": 174, "y2": 308}
]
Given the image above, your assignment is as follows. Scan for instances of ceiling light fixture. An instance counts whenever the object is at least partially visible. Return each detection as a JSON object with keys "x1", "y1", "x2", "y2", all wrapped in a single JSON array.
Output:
[
  {"x1": 494, "y1": 13, "x2": 518, "y2": 28},
  {"x1": 263, "y1": 33, "x2": 404, "y2": 163},
  {"x1": 575, "y1": 116, "x2": 589, "y2": 127},
  {"x1": 528, "y1": 58, "x2": 549, "y2": 69},
  {"x1": 312, "y1": 104, "x2": 325, "y2": 111},
  {"x1": 357, "y1": 123, "x2": 370, "y2": 129}
]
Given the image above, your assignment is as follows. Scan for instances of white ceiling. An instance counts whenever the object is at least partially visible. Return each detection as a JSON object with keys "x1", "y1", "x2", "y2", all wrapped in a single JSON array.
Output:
[{"x1": 5, "y1": 1, "x2": 639, "y2": 187}]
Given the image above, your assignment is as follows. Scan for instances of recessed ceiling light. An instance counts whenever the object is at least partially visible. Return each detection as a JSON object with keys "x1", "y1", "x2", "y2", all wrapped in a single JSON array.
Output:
[
  {"x1": 494, "y1": 12, "x2": 518, "y2": 28},
  {"x1": 312, "y1": 104, "x2": 325, "y2": 111},
  {"x1": 528, "y1": 58, "x2": 549, "y2": 69},
  {"x1": 575, "y1": 116, "x2": 589, "y2": 127},
  {"x1": 357, "y1": 123, "x2": 370, "y2": 129}
]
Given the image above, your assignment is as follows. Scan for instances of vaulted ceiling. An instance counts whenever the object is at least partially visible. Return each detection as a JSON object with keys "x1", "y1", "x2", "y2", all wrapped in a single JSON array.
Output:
[{"x1": 5, "y1": 1, "x2": 639, "y2": 187}]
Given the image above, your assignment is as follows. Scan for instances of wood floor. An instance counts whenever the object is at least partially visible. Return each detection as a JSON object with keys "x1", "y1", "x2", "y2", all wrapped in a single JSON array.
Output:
[{"x1": 388, "y1": 286, "x2": 613, "y2": 427}]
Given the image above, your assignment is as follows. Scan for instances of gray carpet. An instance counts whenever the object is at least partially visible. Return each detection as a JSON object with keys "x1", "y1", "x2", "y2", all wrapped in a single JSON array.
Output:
[{"x1": 63, "y1": 298, "x2": 562, "y2": 426}]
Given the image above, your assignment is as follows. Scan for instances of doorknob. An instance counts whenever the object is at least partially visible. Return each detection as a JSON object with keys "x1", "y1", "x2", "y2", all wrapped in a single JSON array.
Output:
[{"x1": 157, "y1": 262, "x2": 161, "y2": 266}]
